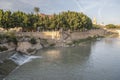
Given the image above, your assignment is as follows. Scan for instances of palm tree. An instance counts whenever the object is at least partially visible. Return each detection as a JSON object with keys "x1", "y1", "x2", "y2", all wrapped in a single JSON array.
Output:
[{"x1": 34, "y1": 7, "x2": 40, "y2": 15}]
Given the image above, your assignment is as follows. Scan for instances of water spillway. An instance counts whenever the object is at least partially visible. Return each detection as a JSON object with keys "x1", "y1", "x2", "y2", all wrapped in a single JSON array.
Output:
[
  {"x1": 9, "y1": 52, "x2": 41, "y2": 66},
  {"x1": 0, "y1": 51, "x2": 41, "y2": 80}
]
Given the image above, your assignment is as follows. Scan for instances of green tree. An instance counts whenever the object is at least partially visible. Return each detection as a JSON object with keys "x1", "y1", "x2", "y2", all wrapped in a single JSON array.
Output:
[
  {"x1": 2, "y1": 11, "x2": 12, "y2": 29},
  {"x1": 105, "y1": 24, "x2": 116, "y2": 29},
  {"x1": 0, "y1": 9, "x2": 93, "y2": 31},
  {"x1": 0, "y1": 9, "x2": 4, "y2": 27}
]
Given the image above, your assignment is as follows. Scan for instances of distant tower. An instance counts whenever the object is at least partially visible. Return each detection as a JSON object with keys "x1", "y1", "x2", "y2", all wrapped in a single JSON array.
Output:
[{"x1": 93, "y1": 17, "x2": 97, "y2": 25}]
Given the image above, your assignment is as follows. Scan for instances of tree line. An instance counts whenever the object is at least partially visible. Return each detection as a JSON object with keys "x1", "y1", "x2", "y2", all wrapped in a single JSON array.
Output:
[
  {"x1": 105, "y1": 24, "x2": 120, "y2": 29},
  {"x1": 0, "y1": 9, "x2": 93, "y2": 31}
]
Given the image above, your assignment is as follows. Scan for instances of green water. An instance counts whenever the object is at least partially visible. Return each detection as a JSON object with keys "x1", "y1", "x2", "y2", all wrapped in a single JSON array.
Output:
[{"x1": 5, "y1": 38, "x2": 120, "y2": 80}]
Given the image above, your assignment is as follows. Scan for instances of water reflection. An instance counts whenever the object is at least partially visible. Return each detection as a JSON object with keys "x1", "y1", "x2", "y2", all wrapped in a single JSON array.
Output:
[
  {"x1": 38, "y1": 43, "x2": 92, "y2": 65},
  {"x1": 45, "y1": 50, "x2": 61, "y2": 61}
]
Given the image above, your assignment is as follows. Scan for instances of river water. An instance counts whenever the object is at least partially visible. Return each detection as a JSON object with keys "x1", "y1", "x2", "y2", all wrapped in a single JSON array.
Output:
[{"x1": 5, "y1": 38, "x2": 120, "y2": 80}]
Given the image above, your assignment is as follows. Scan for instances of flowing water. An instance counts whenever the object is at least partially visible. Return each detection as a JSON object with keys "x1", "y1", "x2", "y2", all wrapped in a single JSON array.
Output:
[
  {"x1": 9, "y1": 52, "x2": 41, "y2": 66},
  {"x1": 4, "y1": 38, "x2": 120, "y2": 80}
]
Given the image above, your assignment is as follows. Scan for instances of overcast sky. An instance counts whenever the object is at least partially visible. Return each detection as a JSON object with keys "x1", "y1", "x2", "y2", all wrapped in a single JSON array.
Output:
[{"x1": 0, "y1": 0, "x2": 120, "y2": 25}]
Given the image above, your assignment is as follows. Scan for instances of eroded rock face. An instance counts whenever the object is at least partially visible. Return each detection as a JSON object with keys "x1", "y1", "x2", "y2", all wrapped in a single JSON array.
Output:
[{"x1": 17, "y1": 42, "x2": 42, "y2": 55}]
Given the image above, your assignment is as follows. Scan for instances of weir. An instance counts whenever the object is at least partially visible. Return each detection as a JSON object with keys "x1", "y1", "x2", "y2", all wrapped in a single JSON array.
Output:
[
  {"x1": 9, "y1": 52, "x2": 41, "y2": 65},
  {"x1": 0, "y1": 52, "x2": 41, "y2": 80}
]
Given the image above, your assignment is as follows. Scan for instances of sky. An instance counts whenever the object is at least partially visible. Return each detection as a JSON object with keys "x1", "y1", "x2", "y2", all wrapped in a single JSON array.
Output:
[{"x1": 0, "y1": 0, "x2": 120, "y2": 25}]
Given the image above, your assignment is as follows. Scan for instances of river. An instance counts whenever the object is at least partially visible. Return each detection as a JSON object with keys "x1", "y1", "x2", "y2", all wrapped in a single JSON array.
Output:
[{"x1": 4, "y1": 38, "x2": 120, "y2": 80}]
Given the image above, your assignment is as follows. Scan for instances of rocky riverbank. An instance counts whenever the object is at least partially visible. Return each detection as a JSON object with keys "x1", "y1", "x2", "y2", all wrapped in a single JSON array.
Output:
[{"x1": 0, "y1": 29, "x2": 117, "y2": 80}]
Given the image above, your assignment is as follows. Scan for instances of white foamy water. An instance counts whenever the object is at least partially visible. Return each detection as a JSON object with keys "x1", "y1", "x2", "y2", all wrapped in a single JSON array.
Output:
[{"x1": 9, "y1": 52, "x2": 42, "y2": 65}]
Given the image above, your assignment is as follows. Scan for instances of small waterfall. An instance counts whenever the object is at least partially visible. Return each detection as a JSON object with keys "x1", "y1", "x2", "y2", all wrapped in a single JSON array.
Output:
[{"x1": 9, "y1": 52, "x2": 42, "y2": 65}]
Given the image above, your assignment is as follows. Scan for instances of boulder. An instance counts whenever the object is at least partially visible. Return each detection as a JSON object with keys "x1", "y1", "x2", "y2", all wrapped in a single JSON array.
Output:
[{"x1": 17, "y1": 42, "x2": 42, "y2": 55}]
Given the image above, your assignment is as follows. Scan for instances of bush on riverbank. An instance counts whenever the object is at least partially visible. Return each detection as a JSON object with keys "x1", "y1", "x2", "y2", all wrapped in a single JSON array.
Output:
[
  {"x1": 0, "y1": 32, "x2": 18, "y2": 45},
  {"x1": 105, "y1": 24, "x2": 120, "y2": 29},
  {"x1": 29, "y1": 38, "x2": 37, "y2": 44},
  {"x1": 92, "y1": 24, "x2": 103, "y2": 29}
]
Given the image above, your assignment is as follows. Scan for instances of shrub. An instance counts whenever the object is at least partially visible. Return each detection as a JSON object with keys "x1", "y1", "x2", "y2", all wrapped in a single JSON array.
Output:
[
  {"x1": 92, "y1": 24, "x2": 101, "y2": 29},
  {"x1": 11, "y1": 37, "x2": 18, "y2": 45},
  {"x1": 105, "y1": 24, "x2": 116, "y2": 29},
  {"x1": 7, "y1": 36, "x2": 18, "y2": 45},
  {"x1": 0, "y1": 32, "x2": 18, "y2": 45},
  {"x1": 29, "y1": 38, "x2": 37, "y2": 44}
]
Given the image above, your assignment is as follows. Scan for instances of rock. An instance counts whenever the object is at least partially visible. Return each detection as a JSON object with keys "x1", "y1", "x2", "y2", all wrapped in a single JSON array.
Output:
[
  {"x1": 27, "y1": 48, "x2": 36, "y2": 53},
  {"x1": 17, "y1": 42, "x2": 31, "y2": 54},
  {"x1": 33, "y1": 43, "x2": 42, "y2": 50},
  {"x1": 26, "y1": 48, "x2": 38, "y2": 55},
  {"x1": 40, "y1": 39, "x2": 49, "y2": 48},
  {"x1": 17, "y1": 42, "x2": 42, "y2": 55},
  {"x1": 0, "y1": 42, "x2": 16, "y2": 51}
]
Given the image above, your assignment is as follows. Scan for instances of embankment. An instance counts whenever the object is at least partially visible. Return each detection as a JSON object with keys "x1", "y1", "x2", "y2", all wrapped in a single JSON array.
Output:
[{"x1": 0, "y1": 29, "x2": 117, "y2": 80}]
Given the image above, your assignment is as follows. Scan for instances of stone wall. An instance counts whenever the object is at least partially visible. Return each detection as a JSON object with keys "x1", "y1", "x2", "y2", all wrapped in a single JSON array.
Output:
[
  {"x1": 71, "y1": 29, "x2": 107, "y2": 40},
  {"x1": 17, "y1": 31, "x2": 60, "y2": 40},
  {"x1": 16, "y1": 29, "x2": 107, "y2": 41}
]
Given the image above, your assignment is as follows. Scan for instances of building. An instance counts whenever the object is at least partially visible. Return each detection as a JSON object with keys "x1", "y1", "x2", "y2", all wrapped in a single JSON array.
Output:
[
  {"x1": 39, "y1": 13, "x2": 53, "y2": 19},
  {"x1": 93, "y1": 17, "x2": 97, "y2": 25}
]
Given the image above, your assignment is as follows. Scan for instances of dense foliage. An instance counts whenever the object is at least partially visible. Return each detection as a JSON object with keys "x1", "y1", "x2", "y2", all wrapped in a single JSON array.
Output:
[
  {"x1": 105, "y1": 24, "x2": 120, "y2": 29},
  {"x1": 0, "y1": 9, "x2": 92, "y2": 31},
  {"x1": 92, "y1": 24, "x2": 103, "y2": 29}
]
